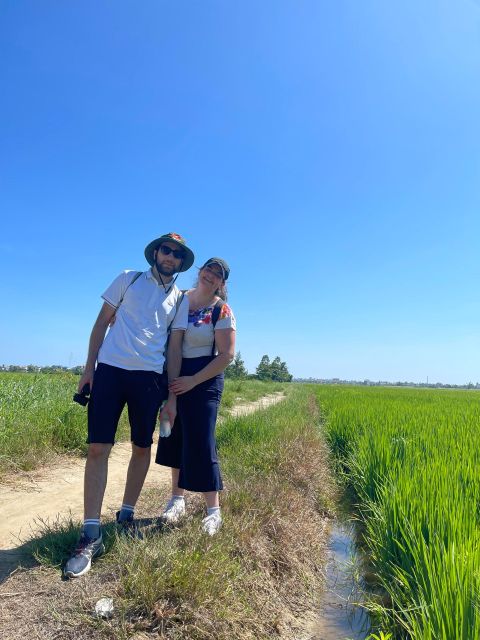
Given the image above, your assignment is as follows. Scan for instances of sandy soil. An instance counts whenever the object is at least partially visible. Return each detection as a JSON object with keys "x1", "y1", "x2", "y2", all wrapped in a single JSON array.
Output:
[{"x1": 0, "y1": 393, "x2": 284, "y2": 582}]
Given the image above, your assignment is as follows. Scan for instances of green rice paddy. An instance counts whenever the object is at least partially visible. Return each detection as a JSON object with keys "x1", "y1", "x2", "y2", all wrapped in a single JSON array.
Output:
[{"x1": 316, "y1": 385, "x2": 480, "y2": 639}]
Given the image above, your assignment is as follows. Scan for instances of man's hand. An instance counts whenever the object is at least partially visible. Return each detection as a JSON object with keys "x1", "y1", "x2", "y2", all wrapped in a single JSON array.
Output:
[
  {"x1": 168, "y1": 376, "x2": 197, "y2": 396},
  {"x1": 160, "y1": 395, "x2": 177, "y2": 425},
  {"x1": 78, "y1": 369, "x2": 94, "y2": 393}
]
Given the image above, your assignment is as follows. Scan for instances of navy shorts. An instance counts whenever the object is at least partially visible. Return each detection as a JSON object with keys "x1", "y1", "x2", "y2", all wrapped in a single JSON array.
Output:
[
  {"x1": 155, "y1": 356, "x2": 224, "y2": 492},
  {"x1": 87, "y1": 363, "x2": 168, "y2": 448}
]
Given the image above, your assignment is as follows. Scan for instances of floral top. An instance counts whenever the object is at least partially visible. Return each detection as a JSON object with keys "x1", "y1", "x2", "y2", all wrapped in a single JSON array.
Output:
[{"x1": 182, "y1": 299, "x2": 236, "y2": 358}]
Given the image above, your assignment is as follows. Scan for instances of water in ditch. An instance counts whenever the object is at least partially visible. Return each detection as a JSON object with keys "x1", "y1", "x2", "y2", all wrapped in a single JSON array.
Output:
[{"x1": 311, "y1": 519, "x2": 371, "y2": 640}]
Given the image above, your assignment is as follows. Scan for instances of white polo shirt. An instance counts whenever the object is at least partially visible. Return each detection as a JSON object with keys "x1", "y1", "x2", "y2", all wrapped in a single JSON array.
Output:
[{"x1": 97, "y1": 270, "x2": 188, "y2": 373}]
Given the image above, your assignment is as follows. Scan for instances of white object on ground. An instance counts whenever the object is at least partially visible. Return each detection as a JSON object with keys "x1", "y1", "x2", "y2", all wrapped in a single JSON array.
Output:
[{"x1": 95, "y1": 597, "x2": 114, "y2": 619}]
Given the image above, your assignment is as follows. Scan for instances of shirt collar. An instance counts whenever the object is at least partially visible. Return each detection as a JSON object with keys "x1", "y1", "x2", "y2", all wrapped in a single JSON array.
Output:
[{"x1": 146, "y1": 268, "x2": 176, "y2": 292}]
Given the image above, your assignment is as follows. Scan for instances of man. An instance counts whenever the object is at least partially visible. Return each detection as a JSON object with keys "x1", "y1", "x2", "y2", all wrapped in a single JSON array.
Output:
[{"x1": 64, "y1": 232, "x2": 194, "y2": 578}]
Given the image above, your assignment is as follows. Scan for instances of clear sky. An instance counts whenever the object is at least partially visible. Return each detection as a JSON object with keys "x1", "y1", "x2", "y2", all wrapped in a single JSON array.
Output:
[{"x1": 1, "y1": 1, "x2": 479, "y2": 384}]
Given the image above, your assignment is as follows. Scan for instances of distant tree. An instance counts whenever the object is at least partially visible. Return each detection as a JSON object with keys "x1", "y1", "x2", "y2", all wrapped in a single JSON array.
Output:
[
  {"x1": 39, "y1": 365, "x2": 68, "y2": 374},
  {"x1": 269, "y1": 356, "x2": 292, "y2": 382},
  {"x1": 255, "y1": 355, "x2": 292, "y2": 382},
  {"x1": 225, "y1": 352, "x2": 248, "y2": 379},
  {"x1": 282, "y1": 365, "x2": 293, "y2": 382},
  {"x1": 70, "y1": 365, "x2": 85, "y2": 375},
  {"x1": 269, "y1": 357, "x2": 283, "y2": 381},
  {"x1": 256, "y1": 355, "x2": 271, "y2": 381}
]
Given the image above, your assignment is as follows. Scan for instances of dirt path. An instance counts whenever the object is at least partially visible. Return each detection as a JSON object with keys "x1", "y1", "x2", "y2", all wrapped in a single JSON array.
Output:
[
  {"x1": 227, "y1": 391, "x2": 284, "y2": 417},
  {"x1": 0, "y1": 442, "x2": 170, "y2": 550},
  {"x1": 0, "y1": 393, "x2": 284, "y2": 579}
]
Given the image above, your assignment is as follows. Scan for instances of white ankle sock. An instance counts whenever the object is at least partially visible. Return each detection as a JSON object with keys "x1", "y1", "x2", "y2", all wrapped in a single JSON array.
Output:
[{"x1": 207, "y1": 507, "x2": 221, "y2": 517}]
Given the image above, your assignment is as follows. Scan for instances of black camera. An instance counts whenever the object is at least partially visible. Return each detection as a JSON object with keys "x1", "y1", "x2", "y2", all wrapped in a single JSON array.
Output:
[{"x1": 73, "y1": 383, "x2": 91, "y2": 406}]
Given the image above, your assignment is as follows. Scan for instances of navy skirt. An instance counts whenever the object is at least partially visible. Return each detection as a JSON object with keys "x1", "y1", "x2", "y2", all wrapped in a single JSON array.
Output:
[{"x1": 155, "y1": 356, "x2": 224, "y2": 492}]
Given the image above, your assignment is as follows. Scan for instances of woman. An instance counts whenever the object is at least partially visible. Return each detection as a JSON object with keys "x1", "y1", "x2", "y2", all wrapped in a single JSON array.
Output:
[{"x1": 155, "y1": 257, "x2": 236, "y2": 535}]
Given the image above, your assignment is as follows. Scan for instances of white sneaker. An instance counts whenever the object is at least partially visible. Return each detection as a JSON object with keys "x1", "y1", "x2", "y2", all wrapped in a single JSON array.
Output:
[
  {"x1": 161, "y1": 498, "x2": 186, "y2": 524},
  {"x1": 202, "y1": 512, "x2": 222, "y2": 536}
]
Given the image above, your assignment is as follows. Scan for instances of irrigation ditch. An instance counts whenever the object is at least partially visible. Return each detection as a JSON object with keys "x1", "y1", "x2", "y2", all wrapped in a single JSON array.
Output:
[{"x1": 311, "y1": 517, "x2": 371, "y2": 640}]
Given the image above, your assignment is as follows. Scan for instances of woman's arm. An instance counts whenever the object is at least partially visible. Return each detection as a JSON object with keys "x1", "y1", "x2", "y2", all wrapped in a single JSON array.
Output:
[
  {"x1": 168, "y1": 328, "x2": 235, "y2": 395},
  {"x1": 160, "y1": 329, "x2": 184, "y2": 423}
]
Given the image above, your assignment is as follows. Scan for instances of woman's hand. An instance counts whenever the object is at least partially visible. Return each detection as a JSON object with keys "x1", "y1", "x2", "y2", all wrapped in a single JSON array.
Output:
[
  {"x1": 169, "y1": 376, "x2": 197, "y2": 395},
  {"x1": 160, "y1": 395, "x2": 177, "y2": 424}
]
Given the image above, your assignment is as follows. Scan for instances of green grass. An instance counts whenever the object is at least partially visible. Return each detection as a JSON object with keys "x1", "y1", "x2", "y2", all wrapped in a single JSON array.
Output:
[
  {"x1": 317, "y1": 384, "x2": 480, "y2": 639},
  {"x1": 0, "y1": 373, "x2": 287, "y2": 479},
  {"x1": 25, "y1": 385, "x2": 334, "y2": 640},
  {"x1": 0, "y1": 372, "x2": 99, "y2": 474}
]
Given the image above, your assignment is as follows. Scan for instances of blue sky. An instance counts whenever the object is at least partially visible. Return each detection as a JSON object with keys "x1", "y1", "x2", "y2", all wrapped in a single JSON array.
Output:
[{"x1": 1, "y1": 1, "x2": 479, "y2": 383}]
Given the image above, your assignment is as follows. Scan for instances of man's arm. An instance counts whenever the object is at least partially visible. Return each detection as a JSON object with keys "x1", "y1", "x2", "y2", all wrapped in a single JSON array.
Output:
[
  {"x1": 77, "y1": 302, "x2": 116, "y2": 392},
  {"x1": 160, "y1": 329, "x2": 184, "y2": 424}
]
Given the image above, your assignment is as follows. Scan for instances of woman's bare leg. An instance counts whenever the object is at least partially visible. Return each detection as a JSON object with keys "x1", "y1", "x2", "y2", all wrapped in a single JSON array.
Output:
[
  {"x1": 203, "y1": 491, "x2": 219, "y2": 509},
  {"x1": 171, "y1": 468, "x2": 185, "y2": 496}
]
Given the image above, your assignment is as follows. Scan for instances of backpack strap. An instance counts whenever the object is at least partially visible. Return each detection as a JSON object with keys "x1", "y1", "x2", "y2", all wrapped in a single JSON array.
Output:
[
  {"x1": 167, "y1": 290, "x2": 186, "y2": 331},
  {"x1": 163, "y1": 290, "x2": 187, "y2": 374},
  {"x1": 212, "y1": 298, "x2": 224, "y2": 328},
  {"x1": 211, "y1": 299, "x2": 225, "y2": 356},
  {"x1": 117, "y1": 271, "x2": 142, "y2": 308}
]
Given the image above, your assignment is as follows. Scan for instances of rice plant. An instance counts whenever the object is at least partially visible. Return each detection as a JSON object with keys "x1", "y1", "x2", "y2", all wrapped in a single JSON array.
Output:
[{"x1": 318, "y1": 385, "x2": 480, "y2": 639}]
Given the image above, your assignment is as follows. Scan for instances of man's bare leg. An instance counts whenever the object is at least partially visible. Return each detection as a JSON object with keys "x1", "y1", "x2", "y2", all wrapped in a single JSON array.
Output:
[
  {"x1": 84, "y1": 443, "x2": 112, "y2": 521},
  {"x1": 121, "y1": 444, "x2": 152, "y2": 508},
  {"x1": 63, "y1": 443, "x2": 111, "y2": 578}
]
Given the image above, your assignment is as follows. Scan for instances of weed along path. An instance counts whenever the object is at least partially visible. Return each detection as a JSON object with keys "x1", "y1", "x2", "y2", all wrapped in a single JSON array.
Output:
[{"x1": 0, "y1": 393, "x2": 285, "y2": 581}]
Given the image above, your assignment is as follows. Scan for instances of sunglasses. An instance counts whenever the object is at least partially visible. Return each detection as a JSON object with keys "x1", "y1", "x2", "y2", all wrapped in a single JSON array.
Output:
[{"x1": 159, "y1": 245, "x2": 185, "y2": 260}]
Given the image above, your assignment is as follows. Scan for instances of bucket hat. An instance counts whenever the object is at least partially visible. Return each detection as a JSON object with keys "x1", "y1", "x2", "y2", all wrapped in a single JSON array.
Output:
[
  {"x1": 201, "y1": 257, "x2": 230, "y2": 281},
  {"x1": 144, "y1": 232, "x2": 195, "y2": 272}
]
